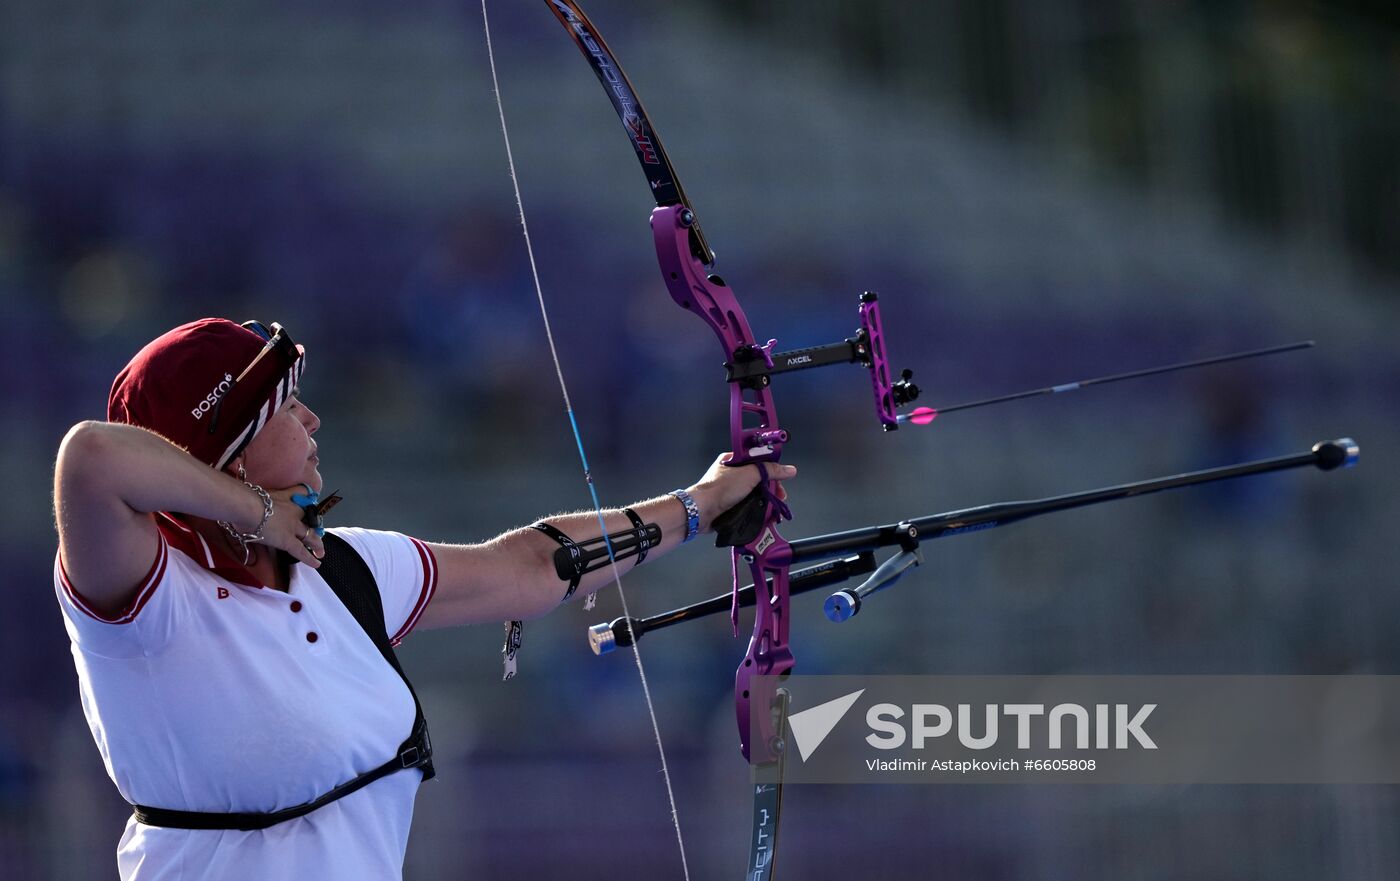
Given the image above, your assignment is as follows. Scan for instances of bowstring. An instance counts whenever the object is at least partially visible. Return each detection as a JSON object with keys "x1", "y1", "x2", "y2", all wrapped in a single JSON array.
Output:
[{"x1": 479, "y1": 4, "x2": 692, "y2": 878}]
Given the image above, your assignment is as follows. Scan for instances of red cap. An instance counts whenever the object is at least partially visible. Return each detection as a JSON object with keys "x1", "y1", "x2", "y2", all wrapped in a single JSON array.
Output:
[{"x1": 108, "y1": 319, "x2": 306, "y2": 470}]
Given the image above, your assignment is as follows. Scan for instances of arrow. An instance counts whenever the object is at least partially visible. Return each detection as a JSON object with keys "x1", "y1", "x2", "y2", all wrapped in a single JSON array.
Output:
[{"x1": 899, "y1": 340, "x2": 1314, "y2": 426}]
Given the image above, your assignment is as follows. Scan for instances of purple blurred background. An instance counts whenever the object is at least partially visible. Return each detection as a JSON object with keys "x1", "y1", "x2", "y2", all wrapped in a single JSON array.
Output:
[{"x1": 1, "y1": 0, "x2": 1397, "y2": 878}]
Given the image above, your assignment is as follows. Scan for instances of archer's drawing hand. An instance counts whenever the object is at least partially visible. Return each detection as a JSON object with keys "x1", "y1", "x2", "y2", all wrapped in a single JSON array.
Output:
[
  {"x1": 688, "y1": 454, "x2": 796, "y2": 534},
  {"x1": 247, "y1": 488, "x2": 326, "y2": 568}
]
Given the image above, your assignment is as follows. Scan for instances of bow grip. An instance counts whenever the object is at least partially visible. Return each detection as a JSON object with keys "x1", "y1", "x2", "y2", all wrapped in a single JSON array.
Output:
[{"x1": 713, "y1": 484, "x2": 770, "y2": 548}]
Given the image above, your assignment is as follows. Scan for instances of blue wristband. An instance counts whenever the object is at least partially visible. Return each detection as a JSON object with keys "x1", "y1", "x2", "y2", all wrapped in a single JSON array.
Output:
[{"x1": 670, "y1": 489, "x2": 701, "y2": 543}]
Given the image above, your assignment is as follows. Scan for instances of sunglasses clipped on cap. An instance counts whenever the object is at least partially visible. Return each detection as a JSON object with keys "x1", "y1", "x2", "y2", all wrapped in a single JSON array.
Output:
[
  {"x1": 206, "y1": 320, "x2": 300, "y2": 434},
  {"x1": 241, "y1": 320, "x2": 293, "y2": 346}
]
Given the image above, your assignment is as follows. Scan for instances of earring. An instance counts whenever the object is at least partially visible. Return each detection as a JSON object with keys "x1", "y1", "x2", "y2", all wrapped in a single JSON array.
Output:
[{"x1": 237, "y1": 463, "x2": 247, "y2": 481}]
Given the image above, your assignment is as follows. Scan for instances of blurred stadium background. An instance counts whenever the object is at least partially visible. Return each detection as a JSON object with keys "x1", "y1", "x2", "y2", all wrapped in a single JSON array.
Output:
[{"x1": 1, "y1": 0, "x2": 1397, "y2": 878}]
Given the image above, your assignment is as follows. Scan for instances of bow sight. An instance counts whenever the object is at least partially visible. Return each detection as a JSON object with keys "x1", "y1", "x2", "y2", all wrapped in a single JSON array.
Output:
[{"x1": 723, "y1": 291, "x2": 921, "y2": 432}]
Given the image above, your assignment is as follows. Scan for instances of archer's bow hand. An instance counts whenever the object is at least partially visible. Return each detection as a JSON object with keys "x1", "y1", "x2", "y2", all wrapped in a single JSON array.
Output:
[{"x1": 689, "y1": 454, "x2": 797, "y2": 540}]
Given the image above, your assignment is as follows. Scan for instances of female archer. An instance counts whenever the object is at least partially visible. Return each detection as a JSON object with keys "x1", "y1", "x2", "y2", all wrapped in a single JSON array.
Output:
[{"x1": 52, "y1": 317, "x2": 794, "y2": 880}]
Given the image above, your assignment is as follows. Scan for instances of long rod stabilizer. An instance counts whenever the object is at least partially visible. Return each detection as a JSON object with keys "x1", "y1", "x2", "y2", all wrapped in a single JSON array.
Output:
[
  {"x1": 585, "y1": 438, "x2": 1358, "y2": 643},
  {"x1": 817, "y1": 437, "x2": 1357, "y2": 620}
]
